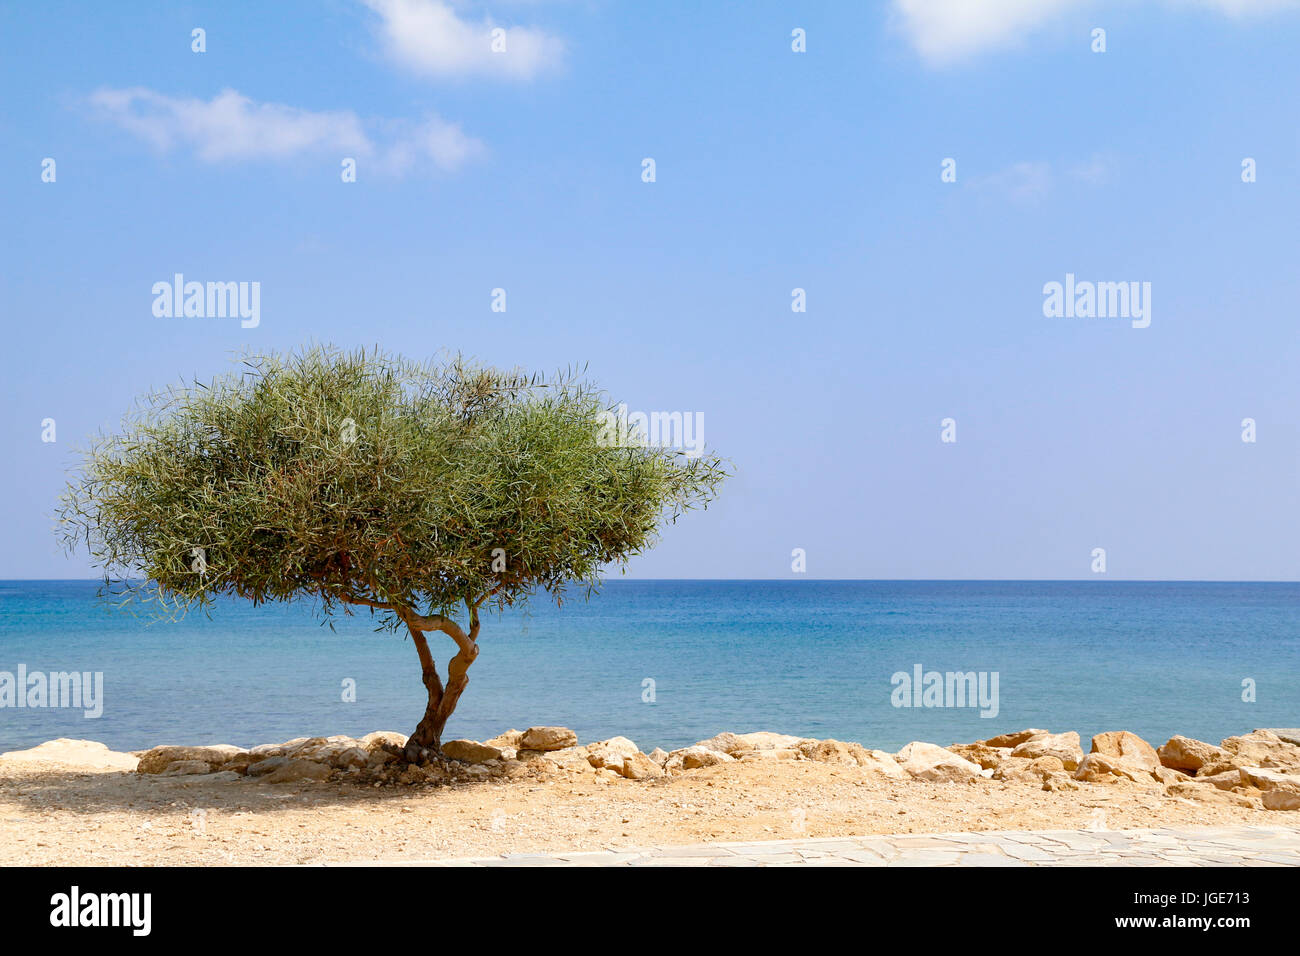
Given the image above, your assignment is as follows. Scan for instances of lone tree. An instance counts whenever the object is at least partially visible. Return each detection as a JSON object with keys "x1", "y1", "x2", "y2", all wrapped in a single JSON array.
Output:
[{"x1": 57, "y1": 346, "x2": 725, "y2": 761}]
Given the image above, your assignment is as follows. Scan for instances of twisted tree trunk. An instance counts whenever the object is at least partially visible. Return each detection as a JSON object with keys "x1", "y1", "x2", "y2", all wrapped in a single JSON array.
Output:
[
  {"x1": 400, "y1": 604, "x2": 480, "y2": 762},
  {"x1": 337, "y1": 591, "x2": 482, "y2": 763}
]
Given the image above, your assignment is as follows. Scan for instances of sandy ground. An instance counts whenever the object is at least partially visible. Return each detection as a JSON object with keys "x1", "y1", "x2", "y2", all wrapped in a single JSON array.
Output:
[{"x1": 0, "y1": 754, "x2": 1279, "y2": 866}]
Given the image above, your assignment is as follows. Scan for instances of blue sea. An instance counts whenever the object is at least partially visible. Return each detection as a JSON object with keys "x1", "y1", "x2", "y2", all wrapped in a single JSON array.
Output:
[{"x1": 0, "y1": 580, "x2": 1296, "y2": 754}]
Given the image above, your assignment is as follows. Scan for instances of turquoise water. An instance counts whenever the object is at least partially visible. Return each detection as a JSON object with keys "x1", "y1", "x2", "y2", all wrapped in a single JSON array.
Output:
[{"x1": 0, "y1": 580, "x2": 1296, "y2": 753}]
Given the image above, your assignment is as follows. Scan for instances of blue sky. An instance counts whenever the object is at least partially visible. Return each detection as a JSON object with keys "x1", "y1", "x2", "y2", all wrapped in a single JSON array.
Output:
[{"x1": 2, "y1": 0, "x2": 1298, "y2": 580}]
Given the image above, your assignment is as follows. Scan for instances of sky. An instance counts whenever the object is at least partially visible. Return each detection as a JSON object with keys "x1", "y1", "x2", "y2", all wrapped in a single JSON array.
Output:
[{"x1": 1, "y1": 0, "x2": 1298, "y2": 581}]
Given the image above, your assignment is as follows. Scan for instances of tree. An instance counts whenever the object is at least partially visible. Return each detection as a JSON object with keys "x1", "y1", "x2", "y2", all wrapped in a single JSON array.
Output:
[{"x1": 56, "y1": 346, "x2": 726, "y2": 761}]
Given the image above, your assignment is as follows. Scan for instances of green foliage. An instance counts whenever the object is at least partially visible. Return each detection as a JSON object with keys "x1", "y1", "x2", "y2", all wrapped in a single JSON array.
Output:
[{"x1": 57, "y1": 346, "x2": 727, "y2": 623}]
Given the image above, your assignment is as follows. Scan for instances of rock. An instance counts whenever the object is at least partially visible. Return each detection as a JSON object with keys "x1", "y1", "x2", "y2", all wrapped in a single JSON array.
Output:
[
  {"x1": 1157, "y1": 735, "x2": 1227, "y2": 773},
  {"x1": 0, "y1": 739, "x2": 138, "y2": 772},
  {"x1": 647, "y1": 747, "x2": 669, "y2": 767},
  {"x1": 359, "y1": 731, "x2": 408, "y2": 753},
  {"x1": 694, "y1": 732, "x2": 744, "y2": 755},
  {"x1": 1198, "y1": 769, "x2": 1249, "y2": 791},
  {"x1": 442, "y1": 740, "x2": 505, "y2": 764},
  {"x1": 796, "y1": 739, "x2": 861, "y2": 765},
  {"x1": 136, "y1": 745, "x2": 246, "y2": 775},
  {"x1": 1237, "y1": 766, "x2": 1300, "y2": 793},
  {"x1": 218, "y1": 755, "x2": 256, "y2": 775},
  {"x1": 260, "y1": 758, "x2": 332, "y2": 784},
  {"x1": 1152, "y1": 766, "x2": 1189, "y2": 786},
  {"x1": 981, "y1": 729, "x2": 1049, "y2": 749},
  {"x1": 1262, "y1": 790, "x2": 1300, "y2": 811},
  {"x1": 586, "y1": 737, "x2": 641, "y2": 771},
  {"x1": 246, "y1": 756, "x2": 288, "y2": 778},
  {"x1": 330, "y1": 746, "x2": 369, "y2": 769},
  {"x1": 895, "y1": 742, "x2": 982, "y2": 782},
  {"x1": 537, "y1": 746, "x2": 596, "y2": 772},
  {"x1": 694, "y1": 731, "x2": 806, "y2": 755},
  {"x1": 485, "y1": 729, "x2": 524, "y2": 749},
  {"x1": 161, "y1": 759, "x2": 213, "y2": 776},
  {"x1": 1204, "y1": 730, "x2": 1300, "y2": 775},
  {"x1": 1073, "y1": 753, "x2": 1155, "y2": 785},
  {"x1": 948, "y1": 742, "x2": 1007, "y2": 770},
  {"x1": 1011, "y1": 732, "x2": 1083, "y2": 770},
  {"x1": 736, "y1": 748, "x2": 801, "y2": 762},
  {"x1": 620, "y1": 752, "x2": 665, "y2": 780},
  {"x1": 1090, "y1": 731, "x2": 1159, "y2": 771},
  {"x1": 520, "y1": 727, "x2": 578, "y2": 752},
  {"x1": 1042, "y1": 772, "x2": 1081, "y2": 792},
  {"x1": 1166, "y1": 782, "x2": 1257, "y2": 808},
  {"x1": 993, "y1": 756, "x2": 1063, "y2": 784},
  {"x1": 665, "y1": 746, "x2": 736, "y2": 772}
]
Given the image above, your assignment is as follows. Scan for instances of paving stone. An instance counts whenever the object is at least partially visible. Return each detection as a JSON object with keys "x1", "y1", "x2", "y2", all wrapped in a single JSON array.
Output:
[{"x1": 373, "y1": 826, "x2": 1300, "y2": 867}]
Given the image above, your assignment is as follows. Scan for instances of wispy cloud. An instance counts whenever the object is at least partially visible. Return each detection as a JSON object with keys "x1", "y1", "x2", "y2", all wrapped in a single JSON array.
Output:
[
  {"x1": 359, "y1": 0, "x2": 565, "y2": 80},
  {"x1": 967, "y1": 155, "x2": 1114, "y2": 201},
  {"x1": 88, "y1": 87, "x2": 485, "y2": 174},
  {"x1": 892, "y1": 0, "x2": 1300, "y2": 66},
  {"x1": 970, "y1": 161, "x2": 1053, "y2": 202}
]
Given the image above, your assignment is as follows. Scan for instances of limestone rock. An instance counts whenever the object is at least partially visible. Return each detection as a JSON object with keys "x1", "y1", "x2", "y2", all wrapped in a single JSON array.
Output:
[
  {"x1": 359, "y1": 731, "x2": 408, "y2": 753},
  {"x1": 993, "y1": 756, "x2": 1063, "y2": 784},
  {"x1": 1157, "y1": 735, "x2": 1226, "y2": 773},
  {"x1": 520, "y1": 726, "x2": 578, "y2": 752},
  {"x1": 665, "y1": 746, "x2": 736, "y2": 772},
  {"x1": 0, "y1": 739, "x2": 138, "y2": 772},
  {"x1": 1204, "y1": 730, "x2": 1300, "y2": 775},
  {"x1": 981, "y1": 729, "x2": 1049, "y2": 749},
  {"x1": 647, "y1": 747, "x2": 669, "y2": 767},
  {"x1": 246, "y1": 756, "x2": 288, "y2": 778},
  {"x1": 1262, "y1": 790, "x2": 1300, "y2": 811},
  {"x1": 1152, "y1": 766, "x2": 1189, "y2": 786},
  {"x1": 536, "y1": 746, "x2": 595, "y2": 772},
  {"x1": 948, "y1": 742, "x2": 1006, "y2": 770},
  {"x1": 1073, "y1": 752, "x2": 1155, "y2": 785},
  {"x1": 695, "y1": 731, "x2": 806, "y2": 755},
  {"x1": 442, "y1": 740, "x2": 505, "y2": 764},
  {"x1": 736, "y1": 747, "x2": 801, "y2": 762},
  {"x1": 895, "y1": 741, "x2": 982, "y2": 782},
  {"x1": 485, "y1": 729, "x2": 524, "y2": 749},
  {"x1": 136, "y1": 745, "x2": 245, "y2": 775},
  {"x1": 1011, "y1": 732, "x2": 1083, "y2": 770},
  {"x1": 1090, "y1": 731, "x2": 1159, "y2": 771},
  {"x1": 1237, "y1": 766, "x2": 1300, "y2": 793},
  {"x1": 586, "y1": 737, "x2": 641, "y2": 771},
  {"x1": 620, "y1": 752, "x2": 665, "y2": 780},
  {"x1": 1166, "y1": 782, "x2": 1257, "y2": 808},
  {"x1": 694, "y1": 732, "x2": 744, "y2": 755},
  {"x1": 1199, "y1": 769, "x2": 1249, "y2": 791}
]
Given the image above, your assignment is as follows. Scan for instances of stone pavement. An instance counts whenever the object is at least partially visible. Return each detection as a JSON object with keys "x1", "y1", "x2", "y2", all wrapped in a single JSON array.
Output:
[{"x1": 382, "y1": 826, "x2": 1300, "y2": 866}]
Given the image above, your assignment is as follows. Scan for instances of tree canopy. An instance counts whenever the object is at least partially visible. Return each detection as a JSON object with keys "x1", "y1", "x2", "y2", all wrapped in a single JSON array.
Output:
[{"x1": 57, "y1": 346, "x2": 727, "y2": 621}]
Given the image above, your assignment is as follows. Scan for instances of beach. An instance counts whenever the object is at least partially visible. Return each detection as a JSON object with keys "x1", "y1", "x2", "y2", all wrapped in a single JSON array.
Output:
[{"x1": 3, "y1": 726, "x2": 1297, "y2": 866}]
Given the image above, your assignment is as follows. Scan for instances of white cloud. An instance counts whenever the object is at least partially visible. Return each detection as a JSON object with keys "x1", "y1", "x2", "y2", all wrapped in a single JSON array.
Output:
[
  {"x1": 893, "y1": 0, "x2": 1300, "y2": 65},
  {"x1": 360, "y1": 0, "x2": 564, "y2": 80},
  {"x1": 970, "y1": 161, "x2": 1053, "y2": 201},
  {"x1": 89, "y1": 87, "x2": 485, "y2": 174},
  {"x1": 892, "y1": 0, "x2": 1081, "y2": 65}
]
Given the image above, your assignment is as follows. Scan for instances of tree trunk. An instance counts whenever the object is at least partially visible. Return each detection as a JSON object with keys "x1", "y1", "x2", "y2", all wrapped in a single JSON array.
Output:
[{"x1": 400, "y1": 606, "x2": 480, "y2": 763}]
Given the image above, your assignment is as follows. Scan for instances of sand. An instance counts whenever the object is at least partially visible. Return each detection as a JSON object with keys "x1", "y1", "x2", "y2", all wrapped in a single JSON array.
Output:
[{"x1": 0, "y1": 742, "x2": 1280, "y2": 866}]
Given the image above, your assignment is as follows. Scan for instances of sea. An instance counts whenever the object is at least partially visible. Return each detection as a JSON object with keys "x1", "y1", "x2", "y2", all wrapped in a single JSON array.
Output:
[{"x1": 0, "y1": 580, "x2": 1296, "y2": 754}]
